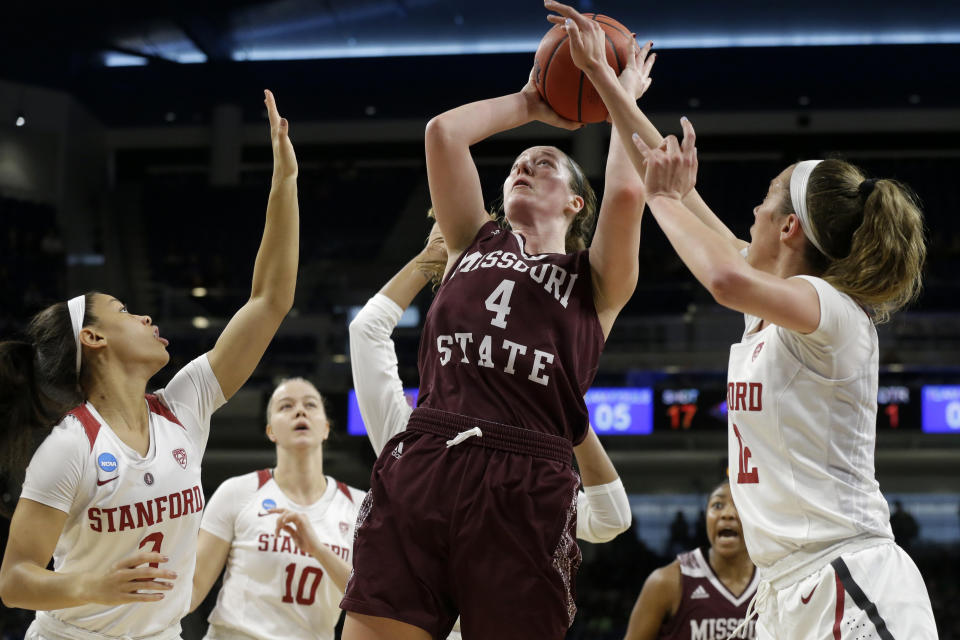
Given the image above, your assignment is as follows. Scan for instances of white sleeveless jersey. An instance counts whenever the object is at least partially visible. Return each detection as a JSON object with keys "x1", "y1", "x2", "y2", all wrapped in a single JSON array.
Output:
[
  {"x1": 201, "y1": 470, "x2": 365, "y2": 640},
  {"x1": 726, "y1": 276, "x2": 893, "y2": 572},
  {"x1": 20, "y1": 355, "x2": 225, "y2": 637}
]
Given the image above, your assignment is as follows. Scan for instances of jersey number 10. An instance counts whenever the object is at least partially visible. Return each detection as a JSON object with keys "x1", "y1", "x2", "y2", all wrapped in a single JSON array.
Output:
[{"x1": 281, "y1": 562, "x2": 324, "y2": 605}]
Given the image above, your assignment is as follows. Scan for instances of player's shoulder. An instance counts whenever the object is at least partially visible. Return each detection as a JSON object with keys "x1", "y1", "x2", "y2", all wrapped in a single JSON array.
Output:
[
  {"x1": 49, "y1": 406, "x2": 102, "y2": 453},
  {"x1": 329, "y1": 477, "x2": 366, "y2": 507},
  {"x1": 216, "y1": 469, "x2": 275, "y2": 499}
]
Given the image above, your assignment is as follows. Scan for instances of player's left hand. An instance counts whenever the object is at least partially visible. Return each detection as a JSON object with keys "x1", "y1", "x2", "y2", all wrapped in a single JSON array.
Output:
[
  {"x1": 265, "y1": 90, "x2": 298, "y2": 181},
  {"x1": 544, "y1": 0, "x2": 609, "y2": 78},
  {"x1": 619, "y1": 40, "x2": 655, "y2": 102},
  {"x1": 521, "y1": 66, "x2": 584, "y2": 130},
  {"x1": 632, "y1": 117, "x2": 699, "y2": 201},
  {"x1": 270, "y1": 508, "x2": 322, "y2": 557}
]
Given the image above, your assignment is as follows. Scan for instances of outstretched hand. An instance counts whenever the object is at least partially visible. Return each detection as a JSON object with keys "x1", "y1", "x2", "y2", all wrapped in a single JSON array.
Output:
[
  {"x1": 520, "y1": 67, "x2": 584, "y2": 131},
  {"x1": 619, "y1": 40, "x2": 655, "y2": 102},
  {"x1": 544, "y1": 0, "x2": 610, "y2": 79},
  {"x1": 265, "y1": 90, "x2": 298, "y2": 181},
  {"x1": 632, "y1": 117, "x2": 698, "y2": 201}
]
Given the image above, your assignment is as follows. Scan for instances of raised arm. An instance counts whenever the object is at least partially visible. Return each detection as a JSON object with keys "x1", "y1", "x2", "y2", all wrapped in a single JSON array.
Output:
[
  {"x1": 589, "y1": 43, "x2": 652, "y2": 336},
  {"x1": 545, "y1": 1, "x2": 746, "y2": 251},
  {"x1": 207, "y1": 90, "x2": 298, "y2": 399},
  {"x1": 348, "y1": 226, "x2": 444, "y2": 455},
  {"x1": 425, "y1": 71, "x2": 581, "y2": 257},
  {"x1": 0, "y1": 499, "x2": 173, "y2": 609}
]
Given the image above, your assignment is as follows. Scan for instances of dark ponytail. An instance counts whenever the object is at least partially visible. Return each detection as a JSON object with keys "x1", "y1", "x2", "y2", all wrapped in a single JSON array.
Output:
[{"x1": 0, "y1": 294, "x2": 97, "y2": 513}]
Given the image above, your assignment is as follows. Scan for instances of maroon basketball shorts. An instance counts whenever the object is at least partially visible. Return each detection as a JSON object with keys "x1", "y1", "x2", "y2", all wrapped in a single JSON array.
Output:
[{"x1": 341, "y1": 407, "x2": 582, "y2": 640}]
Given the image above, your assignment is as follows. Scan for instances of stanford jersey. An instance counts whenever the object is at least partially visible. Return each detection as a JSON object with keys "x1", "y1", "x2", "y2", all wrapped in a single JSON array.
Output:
[
  {"x1": 727, "y1": 275, "x2": 893, "y2": 577},
  {"x1": 201, "y1": 470, "x2": 364, "y2": 640},
  {"x1": 20, "y1": 355, "x2": 225, "y2": 638},
  {"x1": 659, "y1": 548, "x2": 758, "y2": 640},
  {"x1": 417, "y1": 221, "x2": 604, "y2": 444}
]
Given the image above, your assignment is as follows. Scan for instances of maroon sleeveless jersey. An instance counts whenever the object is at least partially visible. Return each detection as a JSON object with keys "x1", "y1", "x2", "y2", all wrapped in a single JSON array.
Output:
[
  {"x1": 658, "y1": 548, "x2": 759, "y2": 640},
  {"x1": 416, "y1": 221, "x2": 604, "y2": 444}
]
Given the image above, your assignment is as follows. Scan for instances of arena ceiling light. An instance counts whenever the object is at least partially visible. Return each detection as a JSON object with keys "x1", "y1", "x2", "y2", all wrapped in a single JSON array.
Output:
[{"x1": 230, "y1": 29, "x2": 960, "y2": 61}]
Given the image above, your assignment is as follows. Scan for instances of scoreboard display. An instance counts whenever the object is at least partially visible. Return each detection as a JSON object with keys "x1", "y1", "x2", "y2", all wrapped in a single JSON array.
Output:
[{"x1": 346, "y1": 379, "x2": 959, "y2": 436}]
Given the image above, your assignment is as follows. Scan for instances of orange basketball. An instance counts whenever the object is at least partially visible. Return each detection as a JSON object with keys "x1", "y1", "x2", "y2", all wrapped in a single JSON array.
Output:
[{"x1": 533, "y1": 14, "x2": 636, "y2": 123}]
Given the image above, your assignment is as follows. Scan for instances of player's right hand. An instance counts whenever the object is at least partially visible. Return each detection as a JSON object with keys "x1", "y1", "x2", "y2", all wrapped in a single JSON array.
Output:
[
  {"x1": 265, "y1": 89, "x2": 298, "y2": 181},
  {"x1": 521, "y1": 66, "x2": 584, "y2": 131},
  {"x1": 81, "y1": 551, "x2": 176, "y2": 605},
  {"x1": 618, "y1": 40, "x2": 655, "y2": 102},
  {"x1": 632, "y1": 117, "x2": 699, "y2": 201}
]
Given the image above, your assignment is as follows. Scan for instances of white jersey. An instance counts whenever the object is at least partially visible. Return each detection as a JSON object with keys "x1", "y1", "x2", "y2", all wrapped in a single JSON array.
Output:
[
  {"x1": 726, "y1": 275, "x2": 893, "y2": 577},
  {"x1": 200, "y1": 470, "x2": 365, "y2": 640},
  {"x1": 348, "y1": 293, "x2": 631, "y2": 544},
  {"x1": 20, "y1": 355, "x2": 225, "y2": 637}
]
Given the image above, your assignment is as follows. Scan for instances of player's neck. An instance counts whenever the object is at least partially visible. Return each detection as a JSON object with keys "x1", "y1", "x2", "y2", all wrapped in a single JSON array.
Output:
[
  {"x1": 85, "y1": 371, "x2": 150, "y2": 453},
  {"x1": 273, "y1": 448, "x2": 327, "y2": 505},
  {"x1": 708, "y1": 547, "x2": 754, "y2": 585},
  {"x1": 508, "y1": 218, "x2": 567, "y2": 255}
]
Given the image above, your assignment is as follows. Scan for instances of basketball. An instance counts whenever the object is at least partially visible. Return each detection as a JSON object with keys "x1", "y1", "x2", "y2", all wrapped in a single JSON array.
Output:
[{"x1": 533, "y1": 14, "x2": 636, "y2": 123}]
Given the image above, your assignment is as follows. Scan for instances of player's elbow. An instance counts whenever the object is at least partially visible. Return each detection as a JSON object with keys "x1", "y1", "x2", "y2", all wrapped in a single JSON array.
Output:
[
  {"x1": 706, "y1": 264, "x2": 749, "y2": 309},
  {"x1": 0, "y1": 572, "x2": 23, "y2": 609},
  {"x1": 605, "y1": 183, "x2": 646, "y2": 213},
  {"x1": 425, "y1": 115, "x2": 457, "y2": 154}
]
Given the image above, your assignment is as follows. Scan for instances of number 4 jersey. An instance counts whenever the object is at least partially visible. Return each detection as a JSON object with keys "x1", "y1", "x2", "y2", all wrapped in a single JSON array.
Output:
[
  {"x1": 417, "y1": 221, "x2": 604, "y2": 445},
  {"x1": 200, "y1": 470, "x2": 365, "y2": 640}
]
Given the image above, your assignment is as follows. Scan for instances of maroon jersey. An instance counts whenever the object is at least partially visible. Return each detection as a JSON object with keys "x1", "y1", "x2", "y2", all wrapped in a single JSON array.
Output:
[
  {"x1": 659, "y1": 548, "x2": 759, "y2": 640},
  {"x1": 417, "y1": 221, "x2": 604, "y2": 444}
]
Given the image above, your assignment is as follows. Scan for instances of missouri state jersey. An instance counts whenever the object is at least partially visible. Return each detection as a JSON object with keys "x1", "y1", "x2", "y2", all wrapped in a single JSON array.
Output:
[
  {"x1": 20, "y1": 355, "x2": 225, "y2": 637},
  {"x1": 658, "y1": 548, "x2": 758, "y2": 640},
  {"x1": 417, "y1": 221, "x2": 604, "y2": 444},
  {"x1": 201, "y1": 470, "x2": 365, "y2": 640},
  {"x1": 726, "y1": 275, "x2": 893, "y2": 572}
]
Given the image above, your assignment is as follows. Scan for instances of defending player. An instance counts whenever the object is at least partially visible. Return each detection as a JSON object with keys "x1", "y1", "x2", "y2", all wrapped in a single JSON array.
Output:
[
  {"x1": 340, "y1": 38, "x2": 654, "y2": 640},
  {"x1": 0, "y1": 90, "x2": 299, "y2": 640},
  {"x1": 624, "y1": 481, "x2": 758, "y2": 640},
  {"x1": 548, "y1": 2, "x2": 937, "y2": 637},
  {"x1": 190, "y1": 378, "x2": 364, "y2": 640}
]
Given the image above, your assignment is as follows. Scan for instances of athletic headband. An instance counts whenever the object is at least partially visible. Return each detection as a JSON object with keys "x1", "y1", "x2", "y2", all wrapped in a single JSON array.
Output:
[
  {"x1": 67, "y1": 295, "x2": 85, "y2": 375},
  {"x1": 789, "y1": 159, "x2": 829, "y2": 258}
]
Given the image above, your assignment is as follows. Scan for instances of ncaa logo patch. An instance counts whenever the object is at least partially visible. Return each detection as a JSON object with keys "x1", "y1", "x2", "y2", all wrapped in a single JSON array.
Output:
[
  {"x1": 97, "y1": 453, "x2": 118, "y2": 473},
  {"x1": 172, "y1": 448, "x2": 187, "y2": 469},
  {"x1": 262, "y1": 498, "x2": 277, "y2": 511}
]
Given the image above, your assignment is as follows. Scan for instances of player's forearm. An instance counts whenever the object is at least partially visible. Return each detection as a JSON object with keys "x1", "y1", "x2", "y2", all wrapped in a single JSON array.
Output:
[
  {"x1": 378, "y1": 254, "x2": 433, "y2": 310},
  {"x1": 248, "y1": 177, "x2": 299, "y2": 314},
  {"x1": 0, "y1": 563, "x2": 87, "y2": 610},
  {"x1": 426, "y1": 92, "x2": 535, "y2": 149},
  {"x1": 309, "y1": 544, "x2": 352, "y2": 593}
]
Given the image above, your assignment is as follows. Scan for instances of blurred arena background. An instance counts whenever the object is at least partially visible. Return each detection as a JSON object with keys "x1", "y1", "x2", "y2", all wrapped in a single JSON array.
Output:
[{"x1": 1, "y1": 1, "x2": 959, "y2": 637}]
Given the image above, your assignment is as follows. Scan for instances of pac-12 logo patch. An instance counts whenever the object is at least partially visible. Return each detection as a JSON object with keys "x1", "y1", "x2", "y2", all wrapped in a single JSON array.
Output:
[
  {"x1": 752, "y1": 341, "x2": 765, "y2": 362},
  {"x1": 172, "y1": 448, "x2": 187, "y2": 469},
  {"x1": 262, "y1": 498, "x2": 277, "y2": 511},
  {"x1": 97, "y1": 453, "x2": 118, "y2": 473}
]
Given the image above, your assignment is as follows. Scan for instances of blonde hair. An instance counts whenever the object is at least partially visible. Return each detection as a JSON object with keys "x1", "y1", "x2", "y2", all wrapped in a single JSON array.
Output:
[{"x1": 785, "y1": 159, "x2": 926, "y2": 323}]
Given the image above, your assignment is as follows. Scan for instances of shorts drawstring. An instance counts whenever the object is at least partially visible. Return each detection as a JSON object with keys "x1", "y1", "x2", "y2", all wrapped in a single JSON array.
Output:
[
  {"x1": 727, "y1": 579, "x2": 768, "y2": 639},
  {"x1": 446, "y1": 427, "x2": 483, "y2": 448}
]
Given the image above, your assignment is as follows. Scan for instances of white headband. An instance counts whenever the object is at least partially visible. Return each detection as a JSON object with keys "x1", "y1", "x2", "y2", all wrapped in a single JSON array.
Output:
[
  {"x1": 789, "y1": 159, "x2": 829, "y2": 258},
  {"x1": 67, "y1": 295, "x2": 85, "y2": 376}
]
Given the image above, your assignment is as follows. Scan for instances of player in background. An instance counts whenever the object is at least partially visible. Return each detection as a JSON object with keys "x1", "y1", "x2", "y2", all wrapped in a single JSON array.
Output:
[
  {"x1": 348, "y1": 219, "x2": 634, "y2": 640},
  {"x1": 547, "y1": 2, "x2": 937, "y2": 637},
  {"x1": 0, "y1": 90, "x2": 299, "y2": 640},
  {"x1": 624, "y1": 481, "x2": 758, "y2": 640},
  {"x1": 341, "y1": 36, "x2": 654, "y2": 640},
  {"x1": 190, "y1": 378, "x2": 364, "y2": 640}
]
